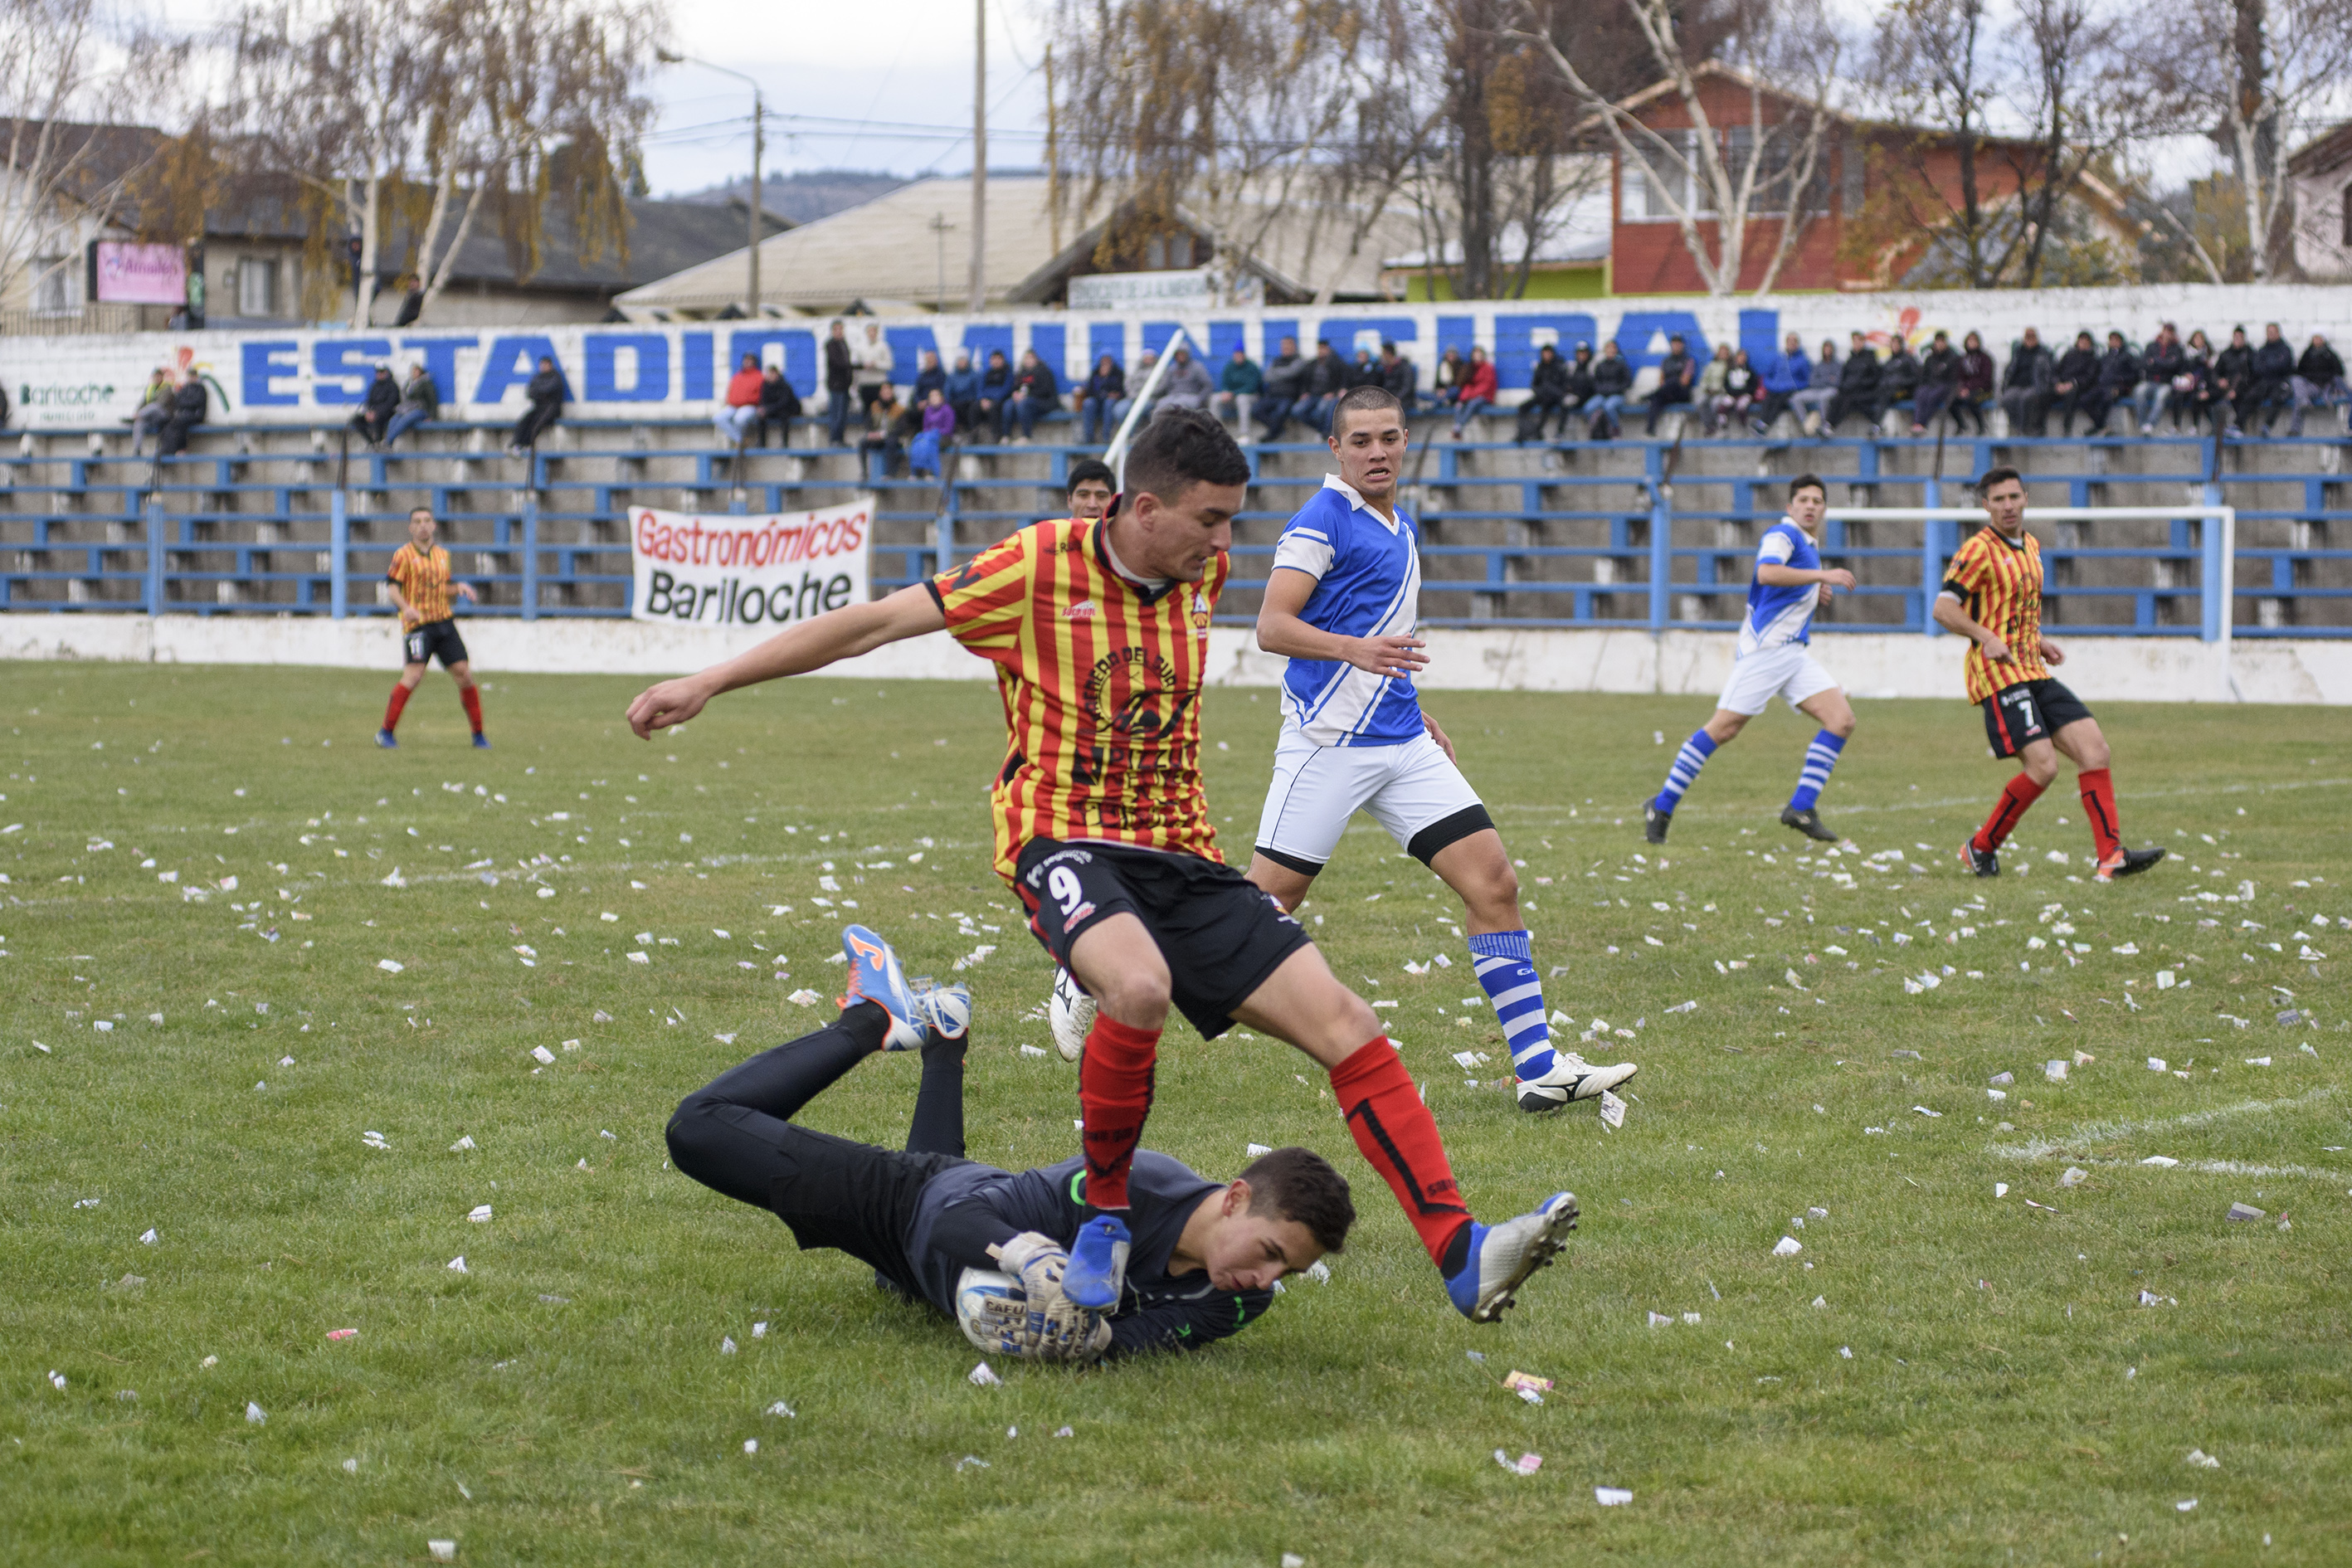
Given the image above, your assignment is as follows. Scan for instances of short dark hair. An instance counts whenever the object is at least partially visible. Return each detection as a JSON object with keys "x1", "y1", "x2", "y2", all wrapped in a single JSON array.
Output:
[
  {"x1": 1123, "y1": 407, "x2": 1250, "y2": 507},
  {"x1": 1332, "y1": 385, "x2": 1402, "y2": 431},
  {"x1": 1975, "y1": 465, "x2": 2023, "y2": 497},
  {"x1": 1064, "y1": 458, "x2": 1114, "y2": 496},
  {"x1": 1789, "y1": 473, "x2": 1826, "y2": 500},
  {"x1": 1237, "y1": 1147, "x2": 1355, "y2": 1254},
  {"x1": 408, "y1": 505, "x2": 433, "y2": 520}
]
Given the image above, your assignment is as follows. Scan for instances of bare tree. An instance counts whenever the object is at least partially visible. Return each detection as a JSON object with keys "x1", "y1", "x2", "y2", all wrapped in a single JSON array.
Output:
[
  {"x1": 1866, "y1": 0, "x2": 2010, "y2": 288},
  {"x1": 2137, "y1": 0, "x2": 2352, "y2": 278},
  {"x1": 1510, "y1": 0, "x2": 1844, "y2": 297},
  {"x1": 2002, "y1": 0, "x2": 2151, "y2": 288},
  {"x1": 0, "y1": 0, "x2": 175, "y2": 312}
]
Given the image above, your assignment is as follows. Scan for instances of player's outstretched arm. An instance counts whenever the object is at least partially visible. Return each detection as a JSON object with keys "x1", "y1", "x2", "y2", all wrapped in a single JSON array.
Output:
[
  {"x1": 1932, "y1": 592, "x2": 2011, "y2": 662},
  {"x1": 1756, "y1": 563, "x2": 1857, "y2": 591},
  {"x1": 1255, "y1": 567, "x2": 1427, "y2": 678},
  {"x1": 626, "y1": 583, "x2": 947, "y2": 738}
]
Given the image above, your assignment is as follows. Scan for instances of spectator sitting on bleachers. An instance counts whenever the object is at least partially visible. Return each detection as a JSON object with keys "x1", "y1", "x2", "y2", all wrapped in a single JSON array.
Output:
[
  {"x1": 1449, "y1": 344, "x2": 1500, "y2": 438},
  {"x1": 1791, "y1": 339, "x2": 1840, "y2": 434},
  {"x1": 156, "y1": 366, "x2": 207, "y2": 458},
  {"x1": 1157, "y1": 346, "x2": 1213, "y2": 412},
  {"x1": 1347, "y1": 347, "x2": 1381, "y2": 388},
  {"x1": 384, "y1": 362, "x2": 440, "y2": 446},
  {"x1": 1587, "y1": 339, "x2": 1632, "y2": 440},
  {"x1": 1126, "y1": 349, "x2": 1160, "y2": 426},
  {"x1": 1297, "y1": 340, "x2": 1348, "y2": 437},
  {"x1": 1822, "y1": 331, "x2": 1878, "y2": 434},
  {"x1": 1079, "y1": 353, "x2": 1126, "y2": 444},
  {"x1": 351, "y1": 364, "x2": 401, "y2": 446},
  {"x1": 945, "y1": 352, "x2": 982, "y2": 433},
  {"x1": 1998, "y1": 328, "x2": 2053, "y2": 436},
  {"x1": 823, "y1": 321, "x2": 856, "y2": 446},
  {"x1": 755, "y1": 365, "x2": 801, "y2": 445},
  {"x1": 1753, "y1": 332, "x2": 1811, "y2": 434},
  {"x1": 2213, "y1": 326, "x2": 2256, "y2": 434},
  {"x1": 1427, "y1": 346, "x2": 1469, "y2": 425},
  {"x1": 508, "y1": 356, "x2": 565, "y2": 454},
  {"x1": 1378, "y1": 341, "x2": 1419, "y2": 410},
  {"x1": 1875, "y1": 338, "x2": 1921, "y2": 429},
  {"x1": 1517, "y1": 342, "x2": 1570, "y2": 444},
  {"x1": 2165, "y1": 329, "x2": 2217, "y2": 431},
  {"x1": 1953, "y1": 331, "x2": 1994, "y2": 434},
  {"x1": 1561, "y1": 341, "x2": 1598, "y2": 436},
  {"x1": 974, "y1": 349, "x2": 1013, "y2": 438},
  {"x1": 999, "y1": 348, "x2": 1062, "y2": 443},
  {"x1": 1645, "y1": 333, "x2": 1697, "y2": 434},
  {"x1": 1710, "y1": 347, "x2": 1756, "y2": 434},
  {"x1": 1258, "y1": 336, "x2": 1307, "y2": 440},
  {"x1": 1692, "y1": 343, "x2": 1731, "y2": 431},
  {"x1": 860, "y1": 382, "x2": 910, "y2": 474},
  {"x1": 2136, "y1": 324, "x2": 2184, "y2": 431},
  {"x1": 716, "y1": 353, "x2": 763, "y2": 447},
  {"x1": 2290, "y1": 334, "x2": 2347, "y2": 436},
  {"x1": 2084, "y1": 331, "x2": 2140, "y2": 436},
  {"x1": 908, "y1": 389, "x2": 955, "y2": 478},
  {"x1": 1911, "y1": 331, "x2": 1958, "y2": 433},
  {"x1": 912, "y1": 349, "x2": 947, "y2": 408},
  {"x1": 2247, "y1": 322, "x2": 2296, "y2": 436},
  {"x1": 129, "y1": 366, "x2": 172, "y2": 455},
  {"x1": 1212, "y1": 347, "x2": 1260, "y2": 430},
  {"x1": 2047, "y1": 331, "x2": 2100, "y2": 436}
]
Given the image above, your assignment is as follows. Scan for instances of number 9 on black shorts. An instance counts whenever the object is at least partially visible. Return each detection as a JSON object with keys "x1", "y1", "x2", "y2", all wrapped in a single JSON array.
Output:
[
  {"x1": 1981, "y1": 677, "x2": 2092, "y2": 759},
  {"x1": 403, "y1": 618, "x2": 470, "y2": 670},
  {"x1": 1015, "y1": 837, "x2": 1312, "y2": 1040}
]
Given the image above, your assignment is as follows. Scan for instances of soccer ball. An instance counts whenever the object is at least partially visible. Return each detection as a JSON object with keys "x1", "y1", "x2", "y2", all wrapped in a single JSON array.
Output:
[
  {"x1": 955, "y1": 1267, "x2": 1027, "y2": 1351},
  {"x1": 1049, "y1": 967, "x2": 1096, "y2": 1061}
]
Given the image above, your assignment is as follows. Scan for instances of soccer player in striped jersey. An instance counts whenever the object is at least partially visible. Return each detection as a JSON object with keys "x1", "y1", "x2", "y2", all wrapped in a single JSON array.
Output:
[
  {"x1": 378, "y1": 506, "x2": 487, "y2": 748},
  {"x1": 626, "y1": 410, "x2": 1583, "y2": 1328},
  {"x1": 1244, "y1": 384, "x2": 1635, "y2": 1115},
  {"x1": 1936, "y1": 467, "x2": 2165, "y2": 882},
  {"x1": 1644, "y1": 475, "x2": 1856, "y2": 845}
]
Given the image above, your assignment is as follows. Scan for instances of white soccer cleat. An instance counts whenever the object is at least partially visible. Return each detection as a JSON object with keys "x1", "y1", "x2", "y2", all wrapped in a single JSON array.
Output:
[
  {"x1": 1049, "y1": 967, "x2": 1095, "y2": 1061},
  {"x1": 1446, "y1": 1191, "x2": 1579, "y2": 1322},
  {"x1": 1515, "y1": 1052, "x2": 1639, "y2": 1113}
]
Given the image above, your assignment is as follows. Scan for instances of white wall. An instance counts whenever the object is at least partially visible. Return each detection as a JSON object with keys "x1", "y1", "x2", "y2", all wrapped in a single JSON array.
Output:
[{"x1": 6, "y1": 614, "x2": 2345, "y2": 705}]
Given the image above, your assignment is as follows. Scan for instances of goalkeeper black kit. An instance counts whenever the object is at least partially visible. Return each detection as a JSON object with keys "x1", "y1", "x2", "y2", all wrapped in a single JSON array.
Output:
[{"x1": 666, "y1": 1006, "x2": 1277, "y2": 1359}]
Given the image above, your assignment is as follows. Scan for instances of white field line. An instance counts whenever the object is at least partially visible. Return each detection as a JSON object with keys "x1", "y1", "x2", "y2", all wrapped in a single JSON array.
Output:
[
  {"x1": 2017, "y1": 1154, "x2": 2349, "y2": 1182},
  {"x1": 1989, "y1": 1086, "x2": 2340, "y2": 1163},
  {"x1": 1494, "y1": 775, "x2": 2350, "y2": 822}
]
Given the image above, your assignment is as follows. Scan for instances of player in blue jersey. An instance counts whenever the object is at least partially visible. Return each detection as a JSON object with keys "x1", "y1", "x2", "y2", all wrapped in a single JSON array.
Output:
[
  {"x1": 1243, "y1": 384, "x2": 1637, "y2": 1115},
  {"x1": 1644, "y1": 474, "x2": 1858, "y2": 845}
]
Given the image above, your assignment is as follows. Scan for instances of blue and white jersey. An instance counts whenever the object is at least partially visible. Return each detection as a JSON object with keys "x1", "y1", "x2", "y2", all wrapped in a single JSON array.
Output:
[
  {"x1": 1272, "y1": 475, "x2": 1424, "y2": 747},
  {"x1": 1736, "y1": 517, "x2": 1822, "y2": 656}
]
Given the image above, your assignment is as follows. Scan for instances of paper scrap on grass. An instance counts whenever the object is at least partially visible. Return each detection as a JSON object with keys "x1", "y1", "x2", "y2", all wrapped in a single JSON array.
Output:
[
  {"x1": 721, "y1": 1337, "x2": 738, "y2": 1356},
  {"x1": 1773, "y1": 1236, "x2": 1803, "y2": 1256},
  {"x1": 2226, "y1": 1201, "x2": 2266, "y2": 1221},
  {"x1": 1599, "y1": 1090, "x2": 1627, "y2": 1129},
  {"x1": 447, "y1": 1256, "x2": 467, "y2": 1273},
  {"x1": 466, "y1": 1205, "x2": 492, "y2": 1223},
  {"x1": 531, "y1": 1045, "x2": 556, "y2": 1065},
  {"x1": 788, "y1": 989, "x2": 821, "y2": 1006},
  {"x1": 968, "y1": 1361, "x2": 1001, "y2": 1387},
  {"x1": 2060, "y1": 1167, "x2": 2089, "y2": 1188},
  {"x1": 327, "y1": 1328, "x2": 358, "y2": 1341},
  {"x1": 246, "y1": 1402, "x2": 266, "y2": 1424},
  {"x1": 428, "y1": 1543, "x2": 457, "y2": 1564},
  {"x1": 2141, "y1": 1155, "x2": 2179, "y2": 1168},
  {"x1": 377, "y1": 959, "x2": 404, "y2": 973},
  {"x1": 1494, "y1": 1450, "x2": 1542, "y2": 1476},
  {"x1": 1595, "y1": 1487, "x2": 1634, "y2": 1506},
  {"x1": 2187, "y1": 1449, "x2": 2221, "y2": 1468},
  {"x1": 1504, "y1": 1371, "x2": 1554, "y2": 1395},
  {"x1": 450, "y1": 1135, "x2": 475, "y2": 1152}
]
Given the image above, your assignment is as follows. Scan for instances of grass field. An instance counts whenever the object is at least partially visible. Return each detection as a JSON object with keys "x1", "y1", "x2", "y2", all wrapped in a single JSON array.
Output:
[{"x1": 1, "y1": 661, "x2": 2346, "y2": 1566}]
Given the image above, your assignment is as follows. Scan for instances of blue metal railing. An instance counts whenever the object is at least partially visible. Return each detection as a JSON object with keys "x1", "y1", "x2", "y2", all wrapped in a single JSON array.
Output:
[{"x1": 2, "y1": 424, "x2": 2345, "y2": 638}]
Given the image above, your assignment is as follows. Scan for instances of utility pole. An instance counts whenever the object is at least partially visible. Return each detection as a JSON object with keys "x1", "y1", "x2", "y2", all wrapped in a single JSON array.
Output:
[
  {"x1": 659, "y1": 48, "x2": 767, "y2": 318},
  {"x1": 968, "y1": 0, "x2": 986, "y2": 314},
  {"x1": 929, "y1": 212, "x2": 952, "y2": 312}
]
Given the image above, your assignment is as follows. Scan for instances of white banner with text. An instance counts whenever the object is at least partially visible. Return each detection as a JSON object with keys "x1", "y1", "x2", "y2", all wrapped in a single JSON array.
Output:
[{"x1": 629, "y1": 498, "x2": 874, "y2": 628}]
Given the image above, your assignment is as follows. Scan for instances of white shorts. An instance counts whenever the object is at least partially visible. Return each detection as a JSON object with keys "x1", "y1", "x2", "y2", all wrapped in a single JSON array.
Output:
[
  {"x1": 1718, "y1": 644, "x2": 1840, "y2": 717},
  {"x1": 1253, "y1": 727, "x2": 1488, "y2": 872}
]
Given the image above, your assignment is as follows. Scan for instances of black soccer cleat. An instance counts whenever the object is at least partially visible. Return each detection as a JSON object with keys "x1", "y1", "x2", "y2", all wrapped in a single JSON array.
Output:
[
  {"x1": 2094, "y1": 845, "x2": 2167, "y2": 883},
  {"x1": 1643, "y1": 802, "x2": 1671, "y2": 845},
  {"x1": 1959, "y1": 838, "x2": 2000, "y2": 878},
  {"x1": 1780, "y1": 805, "x2": 1838, "y2": 842}
]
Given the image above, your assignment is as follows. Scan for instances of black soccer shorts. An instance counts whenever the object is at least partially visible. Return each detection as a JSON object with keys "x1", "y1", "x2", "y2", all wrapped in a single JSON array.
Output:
[
  {"x1": 402, "y1": 617, "x2": 470, "y2": 670},
  {"x1": 1014, "y1": 838, "x2": 1312, "y2": 1040},
  {"x1": 1981, "y1": 677, "x2": 2094, "y2": 758}
]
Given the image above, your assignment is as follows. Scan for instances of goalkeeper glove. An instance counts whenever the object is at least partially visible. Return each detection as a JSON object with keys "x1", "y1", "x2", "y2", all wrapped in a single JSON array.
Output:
[{"x1": 987, "y1": 1232, "x2": 1101, "y2": 1359}]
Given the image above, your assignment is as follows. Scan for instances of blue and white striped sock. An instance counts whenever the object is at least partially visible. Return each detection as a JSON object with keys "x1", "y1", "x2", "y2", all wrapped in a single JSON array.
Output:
[
  {"x1": 1652, "y1": 729, "x2": 1718, "y2": 815},
  {"x1": 1789, "y1": 729, "x2": 1847, "y2": 812},
  {"x1": 1468, "y1": 928, "x2": 1555, "y2": 1082}
]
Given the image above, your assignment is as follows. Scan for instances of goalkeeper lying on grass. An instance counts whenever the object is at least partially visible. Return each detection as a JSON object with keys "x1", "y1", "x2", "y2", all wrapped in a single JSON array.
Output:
[{"x1": 665, "y1": 924, "x2": 1356, "y2": 1362}]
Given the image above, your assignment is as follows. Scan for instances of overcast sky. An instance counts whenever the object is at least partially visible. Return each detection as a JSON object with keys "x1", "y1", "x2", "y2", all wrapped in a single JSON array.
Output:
[{"x1": 639, "y1": 0, "x2": 1053, "y2": 195}]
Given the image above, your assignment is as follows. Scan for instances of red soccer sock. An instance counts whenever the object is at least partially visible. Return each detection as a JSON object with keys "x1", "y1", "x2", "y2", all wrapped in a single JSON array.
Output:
[
  {"x1": 1330, "y1": 1037, "x2": 1472, "y2": 1270},
  {"x1": 460, "y1": 684, "x2": 484, "y2": 735},
  {"x1": 1974, "y1": 772, "x2": 2048, "y2": 852},
  {"x1": 2078, "y1": 767, "x2": 2121, "y2": 859},
  {"x1": 1076, "y1": 1014, "x2": 1159, "y2": 1211},
  {"x1": 382, "y1": 682, "x2": 412, "y2": 733}
]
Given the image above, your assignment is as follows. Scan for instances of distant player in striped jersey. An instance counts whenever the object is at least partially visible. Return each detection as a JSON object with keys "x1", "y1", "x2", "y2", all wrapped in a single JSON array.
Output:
[
  {"x1": 1644, "y1": 474, "x2": 1855, "y2": 845},
  {"x1": 1937, "y1": 467, "x2": 2165, "y2": 882},
  {"x1": 378, "y1": 506, "x2": 487, "y2": 749},
  {"x1": 1244, "y1": 384, "x2": 1634, "y2": 1115},
  {"x1": 625, "y1": 410, "x2": 1584, "y2": 1330}
]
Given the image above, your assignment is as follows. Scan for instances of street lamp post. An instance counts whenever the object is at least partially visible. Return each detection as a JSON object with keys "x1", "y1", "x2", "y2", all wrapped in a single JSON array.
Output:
[{"x1": 658, "y1": 48, "x2": 766, "y2": 318}]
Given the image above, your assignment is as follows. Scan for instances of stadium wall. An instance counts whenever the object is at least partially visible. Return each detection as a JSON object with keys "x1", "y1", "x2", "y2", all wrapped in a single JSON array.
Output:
[
  {"x1": 8, "y1": 281, "x2": 2350, "y2": 429},
  {"x1": 5, "y1": 614, "x2": 2346, "y2": 704}
]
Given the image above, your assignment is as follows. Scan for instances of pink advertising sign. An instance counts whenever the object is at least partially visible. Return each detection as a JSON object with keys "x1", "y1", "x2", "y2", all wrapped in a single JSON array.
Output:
[{"x1": 91, "y1": 241, "x2": 188, "y2": 305}]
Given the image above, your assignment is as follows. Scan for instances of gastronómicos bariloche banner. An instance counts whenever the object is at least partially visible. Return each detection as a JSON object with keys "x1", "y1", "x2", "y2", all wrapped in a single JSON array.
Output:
[{"x1": 630, "y1": 498, "x2": 872, "y2": 629}]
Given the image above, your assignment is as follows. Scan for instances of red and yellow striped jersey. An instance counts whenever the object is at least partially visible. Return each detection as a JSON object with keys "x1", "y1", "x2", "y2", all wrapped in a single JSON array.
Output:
[
  {"x1": 386, "y1": 542, "x2": 455, "y2": 631},
  {"x1": 1943, "y1": 524, "x2": 2049, "y2": 704},
  {"x1": 928, "y1": 516, "x2": 1225, "y2": 883}
]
